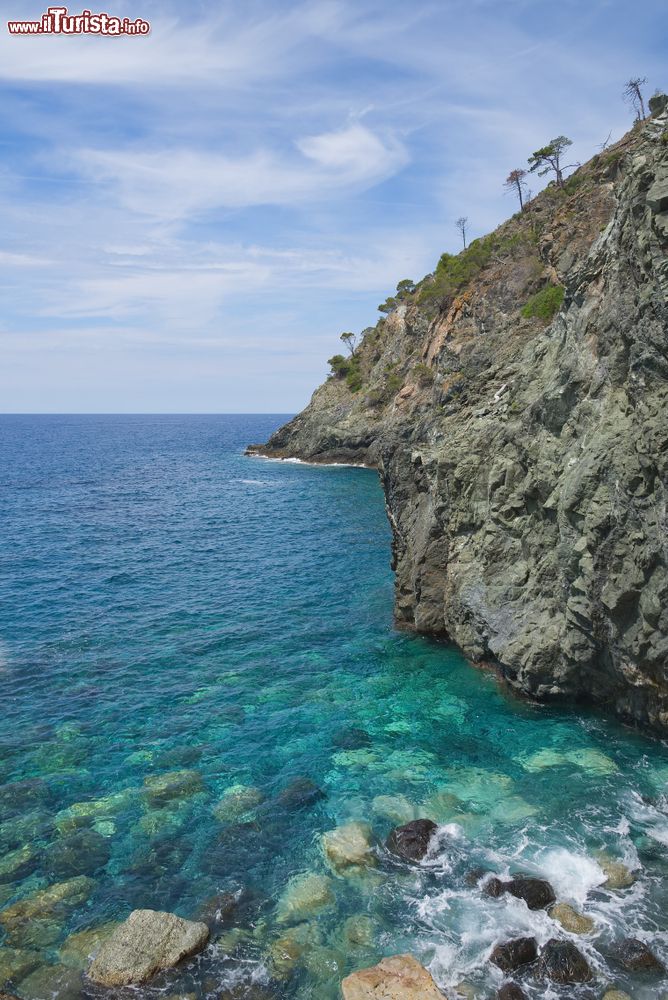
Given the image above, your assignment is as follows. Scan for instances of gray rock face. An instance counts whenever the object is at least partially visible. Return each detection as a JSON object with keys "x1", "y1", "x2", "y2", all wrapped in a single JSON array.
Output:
[
  {"x1": 250, "y1": 109, "x2": 668, "y2": 734},
  {"x1": 87, "y1": 908, "x2": 209, "y2": 986}
]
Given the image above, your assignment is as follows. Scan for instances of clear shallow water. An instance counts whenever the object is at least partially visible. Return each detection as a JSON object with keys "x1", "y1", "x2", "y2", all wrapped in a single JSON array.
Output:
[{"x1": 0, "y1": 414, "x2": 666, "y2": 1000}]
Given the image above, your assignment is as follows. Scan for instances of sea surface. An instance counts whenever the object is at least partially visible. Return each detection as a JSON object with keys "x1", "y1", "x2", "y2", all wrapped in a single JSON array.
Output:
[{"x1": 0, "y1": 414, "x2": 667, "y2": 1000}]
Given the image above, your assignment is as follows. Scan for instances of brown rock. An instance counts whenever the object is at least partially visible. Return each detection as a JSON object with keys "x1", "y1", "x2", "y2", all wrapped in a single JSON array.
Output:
[
  {"x1": 537, "y1": 939, "x2": 593, "y2": 984},
  {"x1": 550, "y1": 902, "x2": 595, "y2": 934},
  {"x1": 617, "y1": 937, "x2": 664, "y2": 972},
  {"x1": 386, "y1": 819, "x2": 438, "y2": 862},
  {"x1": 505, "y1": 876, "x2": 555, "y2": 910},
  {"x1": 341, "y1": 954, "x2": 444, "y2": 999},
  {"x1": 489, "y1": 937, "x2": 538, "y2": 973},
  {"x1": 496, "y1": 985, "x2": 527, "y2": 1000}
]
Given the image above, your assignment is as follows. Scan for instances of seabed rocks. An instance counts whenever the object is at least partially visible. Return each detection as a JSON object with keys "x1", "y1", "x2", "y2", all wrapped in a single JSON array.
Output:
[{"x1": 275, "y1": 873, "x2": 335, "y2": 924}]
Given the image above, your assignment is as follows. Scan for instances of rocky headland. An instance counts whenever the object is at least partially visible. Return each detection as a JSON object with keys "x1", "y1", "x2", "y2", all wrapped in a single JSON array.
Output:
[{"x1": 249, "y1": 98, "x2": 668, "y2": 734}]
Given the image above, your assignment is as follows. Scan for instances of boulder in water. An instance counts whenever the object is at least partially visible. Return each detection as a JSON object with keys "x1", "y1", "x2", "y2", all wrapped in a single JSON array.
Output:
[
  {"x1": 276, "y1": 777, "x2": 325, "y2": 810},
  {"x1": 142, "y1": 769, "x2": 204, "y2": 807},
  {"x1": 332, "y1": 727, "x2": 372, "y2": 750},
  {"x1": 275, "y1": 872, "x2": 334, "y2": 923},
  {"x1": 45, "y1": 828, "x2": 110, "y2": 877},
  {"x1": 617, "y1": 937, "x2": 665, "y2": 972},
  {"x1": 212, "y1": 784, "x2": 263, "y2": 822},
  {"x1": 489, "y1": 937, "x2": 538, "y2": 973},
  {"x1": 341, "y1": 954, "x2": 445, "y2": 999},
  {"x1": 550, "y1": 902, "x2": 594, "y2": 934},
  {"x1": 386, "y1": 819, "x2": 438, "y2": 862},
  {"x1": 597, "y1": 853, "x2": 636, "y2": 889},
  {"x1": 505, "y1": 876, "x2": 556, "y2": 910},
  {"x1": 322, "y1": 822, "x2": 375, "y2": 871},
  {"x1": 87, "y1": 908, "x2": 209, "y2": 986},
  {"x1": 496, "y1": 984, "x2": 527, "y2": 1000},
  {"x1": 481, "y1": 875, "x2": 507, "y2": 898},
  {"x1": 537, "y1": 939, "x2": 593, "y2": 984}
]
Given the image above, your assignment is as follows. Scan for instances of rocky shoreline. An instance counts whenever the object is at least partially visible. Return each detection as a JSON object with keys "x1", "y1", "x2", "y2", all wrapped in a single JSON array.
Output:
[
  {"x1": 1, "y1": 798, "x2": 663, "y2": 998},
  {"x1": 247, "y1": 98, "x2": 668, "y2": 735}
]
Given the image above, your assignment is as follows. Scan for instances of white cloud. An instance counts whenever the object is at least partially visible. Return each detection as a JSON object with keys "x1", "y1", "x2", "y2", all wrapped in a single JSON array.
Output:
[{"x1": 73, "y1": 123, "x2": 408, "y2": 220}]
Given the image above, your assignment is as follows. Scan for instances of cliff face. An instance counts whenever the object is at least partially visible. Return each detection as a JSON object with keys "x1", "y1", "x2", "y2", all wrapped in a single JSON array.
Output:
[{"x1": 249, "y1": 105, "x2": 668, "y2": 733}]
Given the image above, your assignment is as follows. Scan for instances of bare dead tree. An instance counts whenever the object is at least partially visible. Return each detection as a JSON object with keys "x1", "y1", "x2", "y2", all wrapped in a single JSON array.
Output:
[
  {"x1": 455, "y1": 216, "x2": 468, "y2": 250},
  {"x1": 504, "y1": 168, "x2": 528, "y2": 211},
  {"x1": 623, "y1": 77, "x2": 647, "y2": 121},
  {"x1": 597, "y1": 131, "x2": 613, "y2": 152}
]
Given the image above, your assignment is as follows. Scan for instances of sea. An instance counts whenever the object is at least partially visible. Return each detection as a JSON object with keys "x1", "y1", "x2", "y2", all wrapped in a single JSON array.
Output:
[{"x1": 0, "y1": 414, "x2": 666, "y2": 999}]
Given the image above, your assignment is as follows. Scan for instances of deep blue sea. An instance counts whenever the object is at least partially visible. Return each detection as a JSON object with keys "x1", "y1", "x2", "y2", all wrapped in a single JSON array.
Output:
[{"x1": 0, "y1": 414, "x2": 667, "y2": 1000}]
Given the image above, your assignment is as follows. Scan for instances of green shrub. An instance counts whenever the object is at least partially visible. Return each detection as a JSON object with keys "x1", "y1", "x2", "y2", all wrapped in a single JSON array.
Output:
[
  {"x1": 378, "y1": 296, "x2": 398, "y2": 313},
  {"x1": 412, "y1": 362, "x2": 435, "y2": 386},
  {"x1": 328, "y1": 354, "x2": 349, "y2": 377},
  {"x1": 521, "y1": 284, "x2": 565, "y2": 321}
]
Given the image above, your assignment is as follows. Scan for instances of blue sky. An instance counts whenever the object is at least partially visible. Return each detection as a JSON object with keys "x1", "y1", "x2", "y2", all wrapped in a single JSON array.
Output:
[{"x1": 0, "y1": 0, "x2": 665, "y2": 412}]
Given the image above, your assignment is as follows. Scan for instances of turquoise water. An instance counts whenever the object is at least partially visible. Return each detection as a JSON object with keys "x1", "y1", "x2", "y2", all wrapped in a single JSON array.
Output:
[{"x1": 0, "y1": 414, "x2": 667, "y2": 1000}]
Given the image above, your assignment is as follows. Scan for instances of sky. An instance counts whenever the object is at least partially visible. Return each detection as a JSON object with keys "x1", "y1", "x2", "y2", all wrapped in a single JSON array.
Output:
[{"x1": 0, "y1": 0, "x2": 665, "y2": 412}]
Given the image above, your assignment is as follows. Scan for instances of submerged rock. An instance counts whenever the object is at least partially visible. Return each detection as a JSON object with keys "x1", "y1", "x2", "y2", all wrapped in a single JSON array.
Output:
[
  {"x1": 0, "y1": 948, "x2": 42, "y2": 986},
  {"x1": 341, "y1": 954, "x2": 444, "y2": 999},
  {"x1": 54, "y1": 789, "x2": 137, "y2": 833},
  {"x1": 213, "y1": 784, "x2": 264, "y2": 822},
  {"x1": 59, "y1": 922, "x2": 119, "y2": 969},
  {"x1": 87, "y1": 908, "x2": 209, "y2": 986},
  {"x1": 597, "y1": 853, "x2": 636, "y2": 889},
  {"x1": 550, "y1": 902, "x2": 595, "y2": 934},
  {"x1": 322, "y1": 822, "x2": 375, "y2": 872},
  {"x1": 0, "y1": 877, "x2": 95, "y2": 931},
  {"x1": 268, "y1": 920, "x2": 321, "y2": 977},
  {"x1": 342, "y1": 914, "x2": 377, "y2": 948},
  {"x1": 0, "y1": 844, "x2": 39, "y2": 884},
  {"x1": 44, "y1": 828, "x2": 110, "y2": 877},
  {"x1": 386, "y1": 819, "x2": 437, "y2": 862},
  {"x1": 372, "y1": 794, "x2": 418, "y2": 825},
  {"x1": 537, "y1": 938, "x2": 593, "y2": 984},
  {"x1": 489, "y1": 937, "x2": 538, "y2": 972},
  {"x1": 602, "y1": 991, "x2": 632, "y2": 1000},
  {"x1": 332, "y1": 727, "x2": 372, "y2": 750},
  {"x1": 142, "y1": 769, "x2": 204, "y2": 807},
  {"x1": 276, "y1": 777, "x2": 325, "y2": 810},
  {"x1": 275, "y1": 872, "x2": 334, "y2": 923},
  {"x1": 617, "y1": 937, "x2": 665, "y2": 972},
  {"x1": 14, "y1": 962, "x2": 82, "y2": 1000}
]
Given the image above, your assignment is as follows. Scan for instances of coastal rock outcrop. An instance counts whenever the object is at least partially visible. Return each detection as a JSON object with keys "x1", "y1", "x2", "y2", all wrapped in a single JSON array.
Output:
[
  {"x1": 87, "y1": 908, "x2": 209, "y2": 986},
  {"x1": 249, "y1": 103, "x2": 668, "y2": 733}
]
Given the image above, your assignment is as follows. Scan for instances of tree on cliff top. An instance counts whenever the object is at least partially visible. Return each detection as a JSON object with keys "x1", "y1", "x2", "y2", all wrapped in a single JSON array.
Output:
[
  {"x1": 504, "y1": 168, "x2": 528, "y2": 210},
  {"x1": 340, "y1": 331, "x2": 357, "y2": 355},
  {"x1": 528, "y1": 136, "x2": 572, "y2": 188},
  {"x1": 623, "y1": 77, "x2": 648, "y2": 121},
  {"x1": 455, "y1": 216, "x2": 468, "y2": 250}
]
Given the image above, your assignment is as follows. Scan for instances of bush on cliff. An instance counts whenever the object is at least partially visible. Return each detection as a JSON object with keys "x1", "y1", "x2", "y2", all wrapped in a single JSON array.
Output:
[{"x1": 521, "y1": 284, "x2": 565, "y2": 321}]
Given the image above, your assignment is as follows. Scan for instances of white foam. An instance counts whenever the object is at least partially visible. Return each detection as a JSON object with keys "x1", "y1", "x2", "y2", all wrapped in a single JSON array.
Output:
[{"x1": 535, "y1": 847, "x2": 606, "y2": 905}]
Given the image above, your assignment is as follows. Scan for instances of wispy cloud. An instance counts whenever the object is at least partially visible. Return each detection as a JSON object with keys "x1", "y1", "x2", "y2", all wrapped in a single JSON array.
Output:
[{"x1": 0, "y1": 0, "x2": 665, "y2": 410}]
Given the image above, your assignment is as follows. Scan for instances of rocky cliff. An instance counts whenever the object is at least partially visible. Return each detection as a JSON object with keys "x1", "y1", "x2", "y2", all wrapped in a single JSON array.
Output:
[{"x1": 249, "y1": 101, "x2": 668, "y2": 733}]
